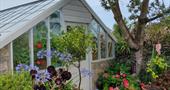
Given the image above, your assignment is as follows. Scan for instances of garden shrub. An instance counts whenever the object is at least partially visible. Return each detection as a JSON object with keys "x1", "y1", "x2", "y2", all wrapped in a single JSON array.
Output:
[
  {"x1": 0, "y1": 72, "x2": 32, "y2": 90},
  {"x1": 96, "y1": 62, "x2": 140, "y2": 90}
]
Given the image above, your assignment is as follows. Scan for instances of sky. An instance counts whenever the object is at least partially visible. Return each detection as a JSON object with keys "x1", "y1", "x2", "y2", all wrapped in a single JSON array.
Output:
[{"x1": 0, "y1": 0, "x2": 170, "y2": 29}]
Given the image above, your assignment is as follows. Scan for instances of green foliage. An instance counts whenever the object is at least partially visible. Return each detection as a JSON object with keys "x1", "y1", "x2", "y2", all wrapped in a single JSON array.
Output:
[
  {"x1": 13, "y1": 33, "x2": 30, "y2": 67},
  {"x1": 52, "y1": 26, "x2": 94, "y2": 60},
  {"x1": 96, "y1": 62, "x2": 140, "y2": 90},
  {"x1": 0, "y1": 72, "x2": 32, "y2": 90},
  {"x1": 113, "y1": 23, "x2": 131, "y2": 58},
  {"x1": 146, "y1": 48, "x2": 168, "y2": 79}
]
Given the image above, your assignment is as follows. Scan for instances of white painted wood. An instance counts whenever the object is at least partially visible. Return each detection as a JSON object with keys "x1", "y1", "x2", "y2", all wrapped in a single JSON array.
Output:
[
  {"x1": 62, "y1": 0, "x2": 92, "y2": 24},
  {"x1": 29, "y1": 28, "x2": 34, "y2": 67},
  {"x1": 87, "y1": 25, "x2": 93, "y2": 90},
  {"x1": 64, "y1": 16, "x2": 92, "y2": 24},
  {"x1": 63, "y1": 5, "x2": 89, "y2": 13},
  {"x1": 91, "y1": 57, "x2": 114, "y2": 63},
  {"x1": 86, "y1": 47, "x2": 93, "y2": 90},
  {"x1": 9, "y1": 42, "x2": 13, "y2": 74},
  {"x1": 62, "y1": 9, "x2": 92, "y2": 19},
  {"x1": 69, "y1": 0, "x2": 84, "y2": 7},
  {"x1": 46, "y1": 17, "x2": 51, "y2": 66}
]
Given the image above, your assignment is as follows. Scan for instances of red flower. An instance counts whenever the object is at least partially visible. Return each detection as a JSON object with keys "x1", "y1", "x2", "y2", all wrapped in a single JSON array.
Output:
[
  {"x1": 36, "y1": 60, "x2": 41, "y2": 65},
  {"x1": 36, "y1": 41, "x2": 42, "y2": 49},
  {"x1": 115, "y1": 74, "x2": 120, "y2": 78},
  {"x1": 140, "y1": 83, "x2": 145, "y2": 88},
  {"x1": 122, "y1": 73, "x2": 127, "y2": 78},
  {"x1": 40, "y1": 59, "x2": 45, "y2": 65},
  {"x1": 109, "y1": 86, "x2": 114, "y2": 90},
  {"x1": 123, "y1": 78, "x2": 129, "y2": 88}
]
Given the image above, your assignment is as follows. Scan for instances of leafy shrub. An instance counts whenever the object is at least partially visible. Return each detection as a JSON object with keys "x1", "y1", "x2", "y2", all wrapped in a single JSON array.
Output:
[
  {"x1": 146, "y1": 48, "x2": 168, "y2": 79},
  {"x1": 0, "y1": 72, "x2": 32, "y2": 90},
  {"x1": 96, "y1": 63, "x2": 140, "y2": 90}
]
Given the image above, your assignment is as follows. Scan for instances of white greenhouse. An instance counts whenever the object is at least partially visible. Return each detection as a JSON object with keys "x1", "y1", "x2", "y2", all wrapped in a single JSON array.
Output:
[{"x1": 0, "y1": 0, "x2": 116, "y2": 89}]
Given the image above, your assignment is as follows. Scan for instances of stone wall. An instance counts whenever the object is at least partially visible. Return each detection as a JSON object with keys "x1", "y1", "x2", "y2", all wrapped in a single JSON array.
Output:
[
  {"x1": 0, "y1": 44, "x2": 11, "y2": 73},
  {"x1": 92, "y1": 60, "x2": 112, "y2": 90}
]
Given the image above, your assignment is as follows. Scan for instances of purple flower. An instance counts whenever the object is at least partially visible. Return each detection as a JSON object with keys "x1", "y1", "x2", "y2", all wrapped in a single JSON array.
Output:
[
  {"x1": 15, "y1": 64, "x2": 29, "y2": 72},
  {"x1": 80, "y1": 68, "x2": 92, "y2": 77},
  {"x1": 59, "y1": 53, "x2": 66, "y2": 60},
  {"x1": 37, "y1": 50, "x2": 44, "y2": 59},
  {"x1": 34, "y1": 70, "x2": 51, "y2": 83},
  {"x1": 45, "y1": 50, "x2": 52, "y2": 58}
]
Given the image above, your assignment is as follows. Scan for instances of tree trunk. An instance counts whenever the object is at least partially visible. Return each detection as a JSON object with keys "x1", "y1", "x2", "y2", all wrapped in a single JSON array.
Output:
[{"x1": 134, "y1": 48, "x2": 143, "y2": 75}]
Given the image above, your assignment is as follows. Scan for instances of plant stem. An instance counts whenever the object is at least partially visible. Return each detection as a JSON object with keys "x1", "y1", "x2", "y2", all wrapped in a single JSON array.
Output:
[{"x1": 78, "y1": 60, "x2": 81, "y2": 90}]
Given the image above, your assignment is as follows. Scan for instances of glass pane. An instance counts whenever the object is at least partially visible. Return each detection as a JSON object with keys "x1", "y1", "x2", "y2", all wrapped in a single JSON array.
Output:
[
  {"x1": 108, "y1": 38, "x2": 113, "y2": 57},
  {"x1": 50, "y1": 11, "x2": 61, "y2": 36},
  {"x1": 13, "y1": 32, "x2": 30, "y2": 67},
  {"x1": 50, "y1": 11, "x2": 63, "y2": 67},
  {"x1": 100, "y1": 28, "x2": 107, "y2": 58},
  {"x1": 89, "y1": 20, "x2": 99, "y2": 60},
  {"x1": 34, "y1": 21, "x2": 47, "y2": 69}
]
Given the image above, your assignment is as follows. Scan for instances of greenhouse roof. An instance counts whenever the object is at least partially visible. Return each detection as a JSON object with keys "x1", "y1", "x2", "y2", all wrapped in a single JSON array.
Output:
[{"x1": 0, "y1": 0, "x2": 116, "y2": 49}]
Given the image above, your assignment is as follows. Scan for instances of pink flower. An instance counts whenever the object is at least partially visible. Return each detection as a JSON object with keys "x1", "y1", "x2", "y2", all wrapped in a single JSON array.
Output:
[
  {"x1": 156, "y1": 43, "x2": 161, "y2": 55},
  {"x1": 109, "y1": 87, "x2": 120, "y2": 90},
  {"x1": 115, "y1": 74, "x2": 120, "y2": 79},
  {"x1": 123, "y1": 78, "x2": 129, "y2": 88},
  {"x1": 109, "y1": 87, "x2": 114, "y2": 90},
  {"x1": 114, "y1": 87, "x2": 120, "y2": 90},
  {"x1": 122, "y1": 73, "x2": 127, "y2": 78}
]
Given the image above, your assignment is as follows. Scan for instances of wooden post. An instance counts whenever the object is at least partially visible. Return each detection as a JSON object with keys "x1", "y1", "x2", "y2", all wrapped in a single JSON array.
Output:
[
  {"x1": 46, "y1": 17, "x2": 51, "y2": 66},
  {"x1": 9, "y1": 42, "x2": 13, "y2": 74},
  {"x1": 29, "y1": 28, "x2": 34, "y2": 67}
]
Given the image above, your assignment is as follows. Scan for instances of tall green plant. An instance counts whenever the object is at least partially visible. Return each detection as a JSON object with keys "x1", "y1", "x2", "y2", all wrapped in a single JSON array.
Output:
[{"x1": 52, "y1": 26, "x2": 93, "y2": 90}]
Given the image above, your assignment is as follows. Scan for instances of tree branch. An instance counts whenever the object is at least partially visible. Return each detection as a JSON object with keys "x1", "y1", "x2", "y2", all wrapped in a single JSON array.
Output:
[
  {"x1": 108, "y1": 0, "x2": 139, "y2": 50},
  {"x1": 146, "y1": 8, "x2": 170, "y2": 22},
  {"x1": 135, "y1": 0, "x2": 150, "y2": 45}
]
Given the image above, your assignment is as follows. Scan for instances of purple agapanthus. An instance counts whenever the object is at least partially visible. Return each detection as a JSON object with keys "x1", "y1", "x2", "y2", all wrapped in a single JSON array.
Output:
[
  {"x1": 80, "y1": 68, "x2": 92, "y2": 77},
  {"x1": 37, "y1": 50, "x2": 45, "y2": 59},
  {"x1": 15, "y1": 64, "x2": 29, "y2": 72},
  {"x1": 36, "y1": 49, "x2": 73, "y2": 62},
  {"x1": 34, "y1": 70, "x2": 51, "y2": 83},
  {"x1": 29, "y1": 65, "x2": 39, "y2": 71}
]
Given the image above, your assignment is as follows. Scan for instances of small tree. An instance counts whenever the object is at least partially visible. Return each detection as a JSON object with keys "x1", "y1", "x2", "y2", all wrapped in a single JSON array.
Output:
[{"x1": 52, "y1": 26, "x2": 93, "y2": 90}]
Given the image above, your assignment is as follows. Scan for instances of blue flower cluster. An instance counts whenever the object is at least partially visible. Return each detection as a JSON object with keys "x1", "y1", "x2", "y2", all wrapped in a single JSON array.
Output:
[
  {"x1": 34, "y1": 70, "x2": 51, "y2": 83},
  {"x1": 36, "y1": 49, "x2": 72, "y2": 62},
  {"x1": 15, "y1": 64, "x2": 29, "y2": 72},
  {"x1": 16, "y1": 64, "x2": 51, "y2": 83}
]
